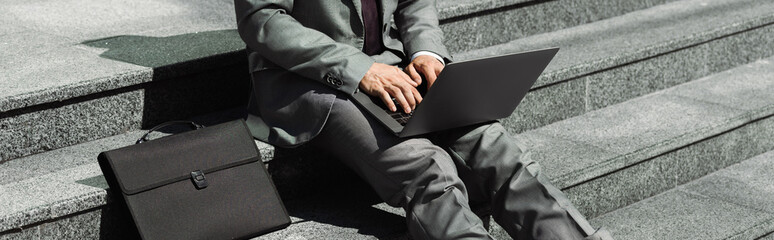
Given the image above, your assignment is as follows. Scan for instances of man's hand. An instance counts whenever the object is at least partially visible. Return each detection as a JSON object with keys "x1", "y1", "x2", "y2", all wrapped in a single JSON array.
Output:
[
  {"x1": 359, "y1": 63, "x2": 423, "y2": 113},
  {"x1": 405, "y1": 55, "x2": 445, "y2": 90}
]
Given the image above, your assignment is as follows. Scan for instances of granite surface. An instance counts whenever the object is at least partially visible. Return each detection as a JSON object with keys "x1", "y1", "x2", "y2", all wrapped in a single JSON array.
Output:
[
  {"x1": 0, "y1": 90, "x2": 144, "y2": 162},
  {"x1": 736, "y1": 220, "x2": 774, "y2": 240},
  {"x1": 0, "y1": 18, "x2": 27, "y2": 36},
  {"x1": 0, "y1": 131, "x2": 138, "y2": 185},
  {"x1": 565, "y1": 116, "x2": 774, "y2": 218},
  {"x1": 455, "y1": 0, "x2": 774, "y2": 88},
  {"x1": 585, "y1": 24, "x2": 774, "y2": 111},
  {"x1": 0, "y1": 0, "x2": 236, "y2": 44},
  {"x1": 1, "y1": 204, "x2": 141, "y2": 240},
  {"x1": 761, "y1": 232, "x2": 774, "y2": 240},
  {"x1": 681, "y1": 151, "x2": 774, "y2": 215},
  {"x1": 529, "y1": 52, "x2": 774, "y2": 187},
  {"x1": 256, "y1": 189, "x2": 407, "y2": 240},
  {"x1": 536, "y1": 94, "x2": 742, "y2": 155},
  {"x1": 0, "y1": 44, "x2": 150, "y2": 112},
  {"x1": 0, "y1": 106, "x2": 275, "y2": 176},
  {"x1": 0, "y1": 31, "x2": 248, "y2": 113},
  {"x1": 37, "y1": 209, "x2": 104, "y2": 239},
  {"x1": 590, "y1": 190, "x2": 773, "y2": 240},
  {"x1": 500, "y1": 79, "x2": 585, "y2": 134},
  {"x1": 80, "y1": 29, "x2": 247, "y2": 79},
  {"x1": 0, "y1": 30, "x2": 73, "y2": 58},
  {"x1": 0, "y1": 58, "x2": 250, "y2": 162},
  {"x1": 664, "y1": 58, "x2": 774, "y2": 114},
  {"x1": 589, "y1": 150, "x2": 774, "y2": 239},
  {"x1": 440, "y1": 0, "x2": 679, "y2": 52},
  {"x1": 437, "y1": 0, "x2": 533, "y2": 19},
  {"x1": 520, "y1": 55, "x2": 774, "y2": 217},
  {"x1": 0, "y1": 226, "x2": 37, "y2": 240},
  {"x1": 0, "y1": 0, "x2": 241, "y2": 112},
  {"x1": 417, "y1": 0, "x2": 774, "y2": 142},
  {"x1": 0, "y1": 169, "x2": 105, "y2": 232},
  {"x1": 531, "y1": 94, "x2": 746, "y2": 187},
  {"x1": 455, "y1": 0, "x2": 774, "y2": 134},
  {"x1": 517, "y1": 132, "x2": 619, "y2": 184}
]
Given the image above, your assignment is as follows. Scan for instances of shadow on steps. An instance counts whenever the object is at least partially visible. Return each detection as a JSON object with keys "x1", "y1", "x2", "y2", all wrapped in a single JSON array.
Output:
[{"x1": 81, "y1": 30, "x2": 251, "y2": 130}]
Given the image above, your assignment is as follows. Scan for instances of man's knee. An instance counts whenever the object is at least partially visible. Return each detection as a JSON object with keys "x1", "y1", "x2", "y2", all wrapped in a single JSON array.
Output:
[
  {"x1": 379, "y1": 140, "x2": 466, "y2": 207},
  {"x1": 444, "y1": 121, "x2": 530, "y2": 160}
]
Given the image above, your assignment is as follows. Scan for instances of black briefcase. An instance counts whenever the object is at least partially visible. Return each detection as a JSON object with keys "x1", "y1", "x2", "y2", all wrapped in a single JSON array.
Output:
[{"x1": 98, "y1": 119, "x2": 290, "y2": 240}]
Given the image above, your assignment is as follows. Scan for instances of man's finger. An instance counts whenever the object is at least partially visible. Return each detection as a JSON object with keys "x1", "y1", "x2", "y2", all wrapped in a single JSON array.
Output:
[
  {"x1": 378, "y1": 89, "x2": 396, "y2": 112},
  {"x1": 392, "y1": 66, "x2": 417, "y2": 87},
  {"x1": 388, "y1": 86, "x2": 411, "y2": 114},
  {"x1": 434, "y1": 64, "x2": 443, "y2": 76},
  {"x1": 399, "y1": 83, "x2": 416, "y2": 110},
  {"x1": 398, "y1": 70, "x2": 418, "y2": 87},
  {"x1": 411, "y1": 85, "x2": 423, "y2": 106},
  {"x1": 405, "y1": 64, "x2": 422, "y2": 85},
  {"x1": 423, "y1": 65, "x2": 438, "y2": 88}
]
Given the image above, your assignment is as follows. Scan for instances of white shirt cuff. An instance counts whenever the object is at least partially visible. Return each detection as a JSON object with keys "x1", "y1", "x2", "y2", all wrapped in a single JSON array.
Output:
[{"x1": 411, "y1": 51, "x2": 445, "y2": 65}]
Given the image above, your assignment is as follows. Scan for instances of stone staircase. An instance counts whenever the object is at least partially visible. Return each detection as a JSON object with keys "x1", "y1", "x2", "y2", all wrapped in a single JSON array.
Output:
[{"x1": 2, "y1": 0, "x2": 774, "y2": 239}]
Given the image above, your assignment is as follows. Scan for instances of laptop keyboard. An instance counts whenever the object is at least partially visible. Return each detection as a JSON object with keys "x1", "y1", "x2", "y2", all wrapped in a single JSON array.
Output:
[
  {"x1": 388, "y1": 98, "x2": 414, "y2": 126},
  {"x1": 368, "y1": 96, "x2": 418, "y2": 126},
  {"x1": 389, "y1": 111, "x2": 413, "y2": 126}
]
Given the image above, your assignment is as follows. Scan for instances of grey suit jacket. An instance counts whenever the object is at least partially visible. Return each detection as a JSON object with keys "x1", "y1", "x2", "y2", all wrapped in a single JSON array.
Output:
[{"x1": 235, "y1": 0, "x2": 452, "y2": 147}]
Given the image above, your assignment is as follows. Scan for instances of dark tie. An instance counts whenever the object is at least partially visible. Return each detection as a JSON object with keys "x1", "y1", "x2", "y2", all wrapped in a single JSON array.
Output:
[{"x1": 361, "y1": 0, "x2": 383, "y2": 55}]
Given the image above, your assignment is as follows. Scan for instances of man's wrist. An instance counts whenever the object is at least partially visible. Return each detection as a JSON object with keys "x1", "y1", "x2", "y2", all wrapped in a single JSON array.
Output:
[{"x1": 411, "y1": 51, "x2": 445, "y2": 65}]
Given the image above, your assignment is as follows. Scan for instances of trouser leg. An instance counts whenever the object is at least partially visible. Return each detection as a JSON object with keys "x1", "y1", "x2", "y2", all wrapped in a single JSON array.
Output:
[
  {"x1": 431, "y1": 122, "x2": 605, "y2": 240},
  {"x1": 308, "y1": 95, "x2": 492, "y2": 240}
]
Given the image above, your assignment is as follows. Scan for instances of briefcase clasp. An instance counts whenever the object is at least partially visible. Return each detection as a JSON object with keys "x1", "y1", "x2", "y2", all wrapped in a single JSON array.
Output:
[{"x1": 191, "y1": 170, "x2": 209, "y2": 189}]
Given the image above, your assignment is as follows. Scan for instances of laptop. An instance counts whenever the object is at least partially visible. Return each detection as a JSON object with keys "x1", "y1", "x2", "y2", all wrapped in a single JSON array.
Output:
[{"x1": 351, "y1": 47, "x2": 559, "y2": 137}]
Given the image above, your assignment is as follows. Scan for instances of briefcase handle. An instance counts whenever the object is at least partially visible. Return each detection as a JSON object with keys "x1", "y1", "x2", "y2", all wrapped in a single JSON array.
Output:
[{"x1": 136, "y1": 121, "x2": 205, "y2": 144}]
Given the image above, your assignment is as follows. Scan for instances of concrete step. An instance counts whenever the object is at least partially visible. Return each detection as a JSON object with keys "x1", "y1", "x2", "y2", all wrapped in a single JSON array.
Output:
[
  {"x1": 436, "y1": 0, "x2": 681, "y2": 52},
  {"x1": 0, "y1": 0, "x2": 251, "y2": 163},
  {"x1": 530, "y1": 56, "x2": 774, "y2": 219},
  {"x1": 3, "y1": 0, "x2": 772, "y2": 164},
  {"x1": 3, "y1": 52, "x2": 773, "y2": 239},
  {"x1": 458, "y1": 0, "x2": 774, "y2": 133},
  {"x1": 590, "y1": 150, "x2": 774, "y2": 240}
]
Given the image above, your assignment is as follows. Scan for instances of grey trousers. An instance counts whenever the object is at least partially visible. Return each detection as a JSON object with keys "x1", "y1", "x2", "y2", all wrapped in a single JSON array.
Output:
[{"x1": 308, "y1": 94, "x2": 609, "y2": 240}]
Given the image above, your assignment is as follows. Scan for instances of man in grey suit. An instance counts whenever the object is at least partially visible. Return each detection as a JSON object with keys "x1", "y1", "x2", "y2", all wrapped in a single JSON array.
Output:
[{"x1": 235, "y1": 0, "x2": 611, "y2": 239}]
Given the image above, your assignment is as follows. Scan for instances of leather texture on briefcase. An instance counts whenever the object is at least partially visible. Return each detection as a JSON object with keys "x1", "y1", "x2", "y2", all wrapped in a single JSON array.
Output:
[{"x1": 99, "y1": 120, "x2": 290, "y2": 240}]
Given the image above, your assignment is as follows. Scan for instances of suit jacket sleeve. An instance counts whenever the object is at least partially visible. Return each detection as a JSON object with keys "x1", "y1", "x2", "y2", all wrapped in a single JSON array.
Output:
[
  {"x1": 395, "y1": 0, "x2": 452, "y2": 63},
  {"x1": 234, "y1": 0, "x2": 374, "y2": 94}
]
